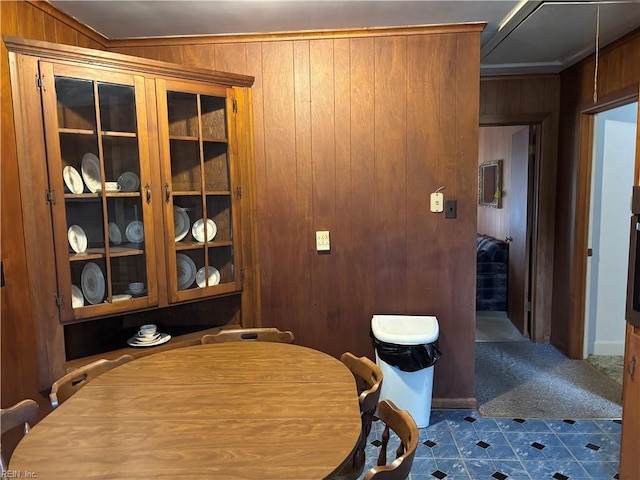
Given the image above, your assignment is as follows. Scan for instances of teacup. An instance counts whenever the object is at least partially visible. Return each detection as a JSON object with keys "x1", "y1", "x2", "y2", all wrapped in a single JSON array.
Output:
[
  {"x1": 128, "y1": 282, "x2": 145, "y2": 294},
  {"x1": 138, "y1": 324, "x2": 157, "y2": 338}
]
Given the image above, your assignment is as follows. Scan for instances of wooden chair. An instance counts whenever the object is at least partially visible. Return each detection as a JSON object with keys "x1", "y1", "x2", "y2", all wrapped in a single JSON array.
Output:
[
  {"x1": 363, "y1": 400, "x2": 418, "y2": 480},
  {"x1": 333, "y1": 352, "x2": 383, "y2": 480},
  {"x1": 201, "y1": 327, "x2": 295, "y2": 344},
  {"x1": 49, "y1": 354, "x2": 134, "y2": 408},
  {"x1": 1, "y1": 399, "x2": 39, "y2": 472}
]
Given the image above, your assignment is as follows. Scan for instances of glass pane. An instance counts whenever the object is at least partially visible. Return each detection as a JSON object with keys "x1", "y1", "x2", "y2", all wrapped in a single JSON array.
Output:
[
  {"x1": 200, "y1": 95, "x2": 226, "y2": 139},
  {"x1": 203, "y1": 142, "x2": 229, "y2": 191},
  {"x1": 103, "y1": 136, "x2": 140, "y2": 188},
  {"x1": 170, "y1": 140, "x2": 201, "y2": 192},
  {"x1": 60, "y1": 133, "x2": 98, "y2": 194},
  {"x1": 98, "y1": 83, "x2": 136, "y2": 133},
  {"x1": 206, "y1": 195, "x2": 232, "y2": 243},
  {"x1": 176, "y1": 251, "x2": 202, "y2": 291},
  {"x1": 71, "y1": 259, "x2": 107, "y2": 306},
  {"x1": 173, "y1": 195, "x2": 202, "y2": 243},
  {"x1": 55, "y1": 77, "x2": 96, "y2": 131},
  {"x1": 167, "y1": 92, "x2": 198, "y2": 137},
  {"x1": 207, "y1": 245, "x2": 234, "y2": 285},
  {"x1": 56, "y1": 74, "x2": 147, "y2": 310}
]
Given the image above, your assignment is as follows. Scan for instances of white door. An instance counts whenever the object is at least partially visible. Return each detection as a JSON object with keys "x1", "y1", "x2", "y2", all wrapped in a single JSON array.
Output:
[{"x1": 584, "y1": 102, "x2": 638, "y2": 357}]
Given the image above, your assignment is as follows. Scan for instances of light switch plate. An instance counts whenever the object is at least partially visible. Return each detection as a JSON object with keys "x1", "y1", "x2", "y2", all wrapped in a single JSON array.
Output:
[
  {"x1": 430, "y1": 192, "x2": 444, "y2": 213},
  {"x1": 316, "y1": 230, "x2": 330, "y2": 251}
]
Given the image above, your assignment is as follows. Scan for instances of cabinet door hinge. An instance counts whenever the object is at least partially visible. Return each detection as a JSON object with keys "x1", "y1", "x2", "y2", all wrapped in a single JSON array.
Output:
[
  {"x1": 236, "y1": 186, "x2": 242, "y2": 199},
  {"x1": 240, "y1": 268, "x2": 245, "y2": 282},
  {"x1": 232, "y1": 99, "x2": 238, "y2": 113},
  {"x1": 55, "y1": 293, "x2": 64, "y2": 308},
  {"x1": 46, "y1": 189, "x2": 56, "y2": 205},
  {"x1": 528, "y1": 144, "x2": 536, "y2": 156},
  {"x1": 36, "y1": 73, "x2": 42, "y2": 90}
]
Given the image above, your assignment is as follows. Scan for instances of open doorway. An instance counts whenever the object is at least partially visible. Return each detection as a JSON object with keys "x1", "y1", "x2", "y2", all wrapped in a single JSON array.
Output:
[
  {"x1": 583, "y1": 101, "x2": 638, "y2": 381},
  {"x1": 476, "y1": 124, "x2": 537, "y2": 342}
]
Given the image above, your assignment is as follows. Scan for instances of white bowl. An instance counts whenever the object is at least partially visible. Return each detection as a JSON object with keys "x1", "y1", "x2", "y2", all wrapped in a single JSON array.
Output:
[
  {"x1": 104, "y1": 181, "x2": 121, "y2": 191},
  {"x1": 128, "y1": 282, "x2": 145, "y2": 294}
]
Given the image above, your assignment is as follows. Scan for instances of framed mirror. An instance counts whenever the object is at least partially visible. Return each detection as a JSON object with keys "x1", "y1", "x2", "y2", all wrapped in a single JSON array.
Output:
[{"x1": 478, "y1": 159, "x2": 502, "y2": 208}]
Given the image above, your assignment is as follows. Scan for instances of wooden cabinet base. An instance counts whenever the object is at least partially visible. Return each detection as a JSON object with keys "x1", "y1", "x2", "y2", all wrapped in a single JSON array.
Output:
[{"x1": 620, "y1": 323, "x2": 640, "y2": 480}]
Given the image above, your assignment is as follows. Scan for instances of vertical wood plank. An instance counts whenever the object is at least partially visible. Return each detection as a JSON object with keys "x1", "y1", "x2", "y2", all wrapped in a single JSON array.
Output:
[
  {"x1": 406, "y1": 34, "x2": 440, "y2": 314},
  {"x1": 16, "y1": 0, "x2": 45, "y2": 40},
  {"x1": 54, "y1": 18, "x2": 77, "y2": 46},
  {"x1": 182, "y1": 44, "x2": 216, "y2": 70},
  {"x1": 332, "y1": 38, "x2": 354, "y2": 357},
  {"x1": 215, "y1": 43, "x2": 246, "y2": 75},
  {"x1": 309, "y1": 38, "x2": 336, "y2": 353},
  {"x1": 291, "y1": 40, "x2": 313, "y2": 346},
  {"x1": 348, "y1": 37, "x2": 376, "y2": 357},
  {"x1": 260, "y1": 41, "x2": 299, "y2": 346},
  {"x1": 452, "y1": 31, "x2": 481, "y2": 401},
  {"x1": 374, "y1": 36, "x2": 407, "y2": 313}
]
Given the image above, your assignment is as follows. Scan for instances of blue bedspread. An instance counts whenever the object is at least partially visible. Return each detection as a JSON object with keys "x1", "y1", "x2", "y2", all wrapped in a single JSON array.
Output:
[{"x1": 476, "y1": 234, "x2": 508, "y2": 311}]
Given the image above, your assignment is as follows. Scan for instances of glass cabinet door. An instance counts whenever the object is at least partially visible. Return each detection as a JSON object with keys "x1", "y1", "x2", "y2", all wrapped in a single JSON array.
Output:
[
  {"x1": 40, "y1": 62, "x2": 156, "y2": 322},
  {"x1": 157, "y1": 79, "x2": 241, "y2": 302}
]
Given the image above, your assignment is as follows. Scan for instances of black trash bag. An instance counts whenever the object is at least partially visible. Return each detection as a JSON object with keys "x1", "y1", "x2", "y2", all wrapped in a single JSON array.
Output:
[{"x1": 371, "y1": 330, "x2": 442, "y2": 372}]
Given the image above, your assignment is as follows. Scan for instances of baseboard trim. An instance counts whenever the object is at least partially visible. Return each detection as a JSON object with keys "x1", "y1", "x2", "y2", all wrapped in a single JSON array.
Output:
[{"x1": 432, "y1": 397, "x2": 478, "y2": 410}]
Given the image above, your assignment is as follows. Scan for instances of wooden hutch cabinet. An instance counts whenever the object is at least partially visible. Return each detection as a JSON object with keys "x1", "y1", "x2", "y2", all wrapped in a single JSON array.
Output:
[{"x1": 5, "y1": 37, "x2": 259, "y2": 390}]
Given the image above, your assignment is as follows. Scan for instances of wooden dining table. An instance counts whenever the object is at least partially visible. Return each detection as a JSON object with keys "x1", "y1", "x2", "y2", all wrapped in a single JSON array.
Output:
[{"x1": 10, "y1": 342, "x2": 362, "y2": 479}]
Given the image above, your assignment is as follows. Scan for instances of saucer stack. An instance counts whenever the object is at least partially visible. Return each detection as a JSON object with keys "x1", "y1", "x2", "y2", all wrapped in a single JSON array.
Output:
[{"x1": 127, "y1": 324, "x2": 171, "y2": 347}]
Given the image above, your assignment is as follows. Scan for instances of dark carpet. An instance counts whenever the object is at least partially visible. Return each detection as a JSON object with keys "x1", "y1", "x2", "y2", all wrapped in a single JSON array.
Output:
[{"x1": 475, "y1": 341, "x2": 622, "y2": 419}]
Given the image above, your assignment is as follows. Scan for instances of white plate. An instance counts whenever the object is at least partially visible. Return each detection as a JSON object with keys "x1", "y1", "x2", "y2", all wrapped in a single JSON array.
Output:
[
  {"x1": 63, "y1": 165, "x2": 84, "y2": 194},
  {"x1": 125, "y1": 220, "x2": 144, "y2": 243},
  {"x1": 112, "y1": 294, "x2": 132, "y2": 302},
  {"x1": 174, "y1": 206, "x2": 190, "y2": 242},
  {"x1": 127, "y1": 332, "x2": 171, "y2": 348},
  {"x1": 81, "y1": 262, "x2": 105, "y2": 305},
  {"x1": 81, "y1": 153, "x2": 101, "y2": 193},
  {"x1": 118, "y1": 171, "x2": 140, "y2": 192},
  {"x1": 131, "y1": 332, "x2": 161, "y2": 343},
  {"x1": 71, "y1": 284, "x2": 84, "y2": 308},
  {"x1": 192, "y1": 218, "x2": 217, "y2": 243},
  {"x1": 68, "y1": 224, "x2": 88, "y2": 253},
  {"x1": 176, "y1": 253, "x2": 197, "y2": 290},
  {"x1": 196, "y1": 266, "x2": 220, "y2": 288},
  {"x1": 108, "y1": 222, "x2": 122, "y2": 245}
]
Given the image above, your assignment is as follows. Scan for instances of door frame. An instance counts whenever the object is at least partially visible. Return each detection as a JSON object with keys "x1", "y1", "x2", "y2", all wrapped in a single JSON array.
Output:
[
  {"x1": 569, "y1": 86, "x2": 640, "y2": 359},
  {"x1": 480, "y1": 113, "x2": 555, "y2": 343}
]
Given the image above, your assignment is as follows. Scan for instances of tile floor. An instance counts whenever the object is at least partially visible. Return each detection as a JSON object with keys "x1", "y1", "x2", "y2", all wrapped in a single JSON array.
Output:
[{"x1": 359, "y1": 409, "x2": 621, "y2": 480}]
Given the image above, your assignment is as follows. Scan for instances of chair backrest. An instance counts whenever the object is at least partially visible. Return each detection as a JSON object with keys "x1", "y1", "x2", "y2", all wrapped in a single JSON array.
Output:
[
  {"x1": 49, "y1": 354, "x2": 134, "y2": 408},
  {"x1": 201, "y1": 328, "x2": 295, "y2": 344},
  {"x1": 333, "y1": 353, "x2": 384, "y2": 480},
  {"x1": 363, "y1": 400, "x2": 418, "y2": 480},
  {"x1": 1, "y1": 399, "x2": 39, "y2": 472},
  {"x1": 340, "y1": 352, "x2": 383, "y2": 412}
]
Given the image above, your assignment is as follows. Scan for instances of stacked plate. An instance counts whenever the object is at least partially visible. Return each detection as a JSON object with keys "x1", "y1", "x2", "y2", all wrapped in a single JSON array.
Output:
[{"x1": 127, "y1": 330, "x2": 171, "y2": 348}]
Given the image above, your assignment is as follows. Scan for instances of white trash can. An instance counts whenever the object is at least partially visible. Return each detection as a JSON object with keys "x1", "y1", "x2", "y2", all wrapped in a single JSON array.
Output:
[{"x1": 371, "y1": 314, "x2": 440, "y2": 428}]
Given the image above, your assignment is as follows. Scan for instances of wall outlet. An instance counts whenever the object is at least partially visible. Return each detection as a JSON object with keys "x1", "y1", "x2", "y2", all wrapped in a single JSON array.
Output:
[
  {"x1": 316, "y1": 230, "x2": 330, "y2": 251},
  {"x1": 430, "y1": 192, "x2": 444, "y2": 213}
]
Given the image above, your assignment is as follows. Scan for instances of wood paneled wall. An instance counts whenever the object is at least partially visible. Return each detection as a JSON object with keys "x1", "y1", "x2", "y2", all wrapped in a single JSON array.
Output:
[
  {"x1": 1, "y1": 0, "x2": 106, "y2": 458},
  {"x1": 479, "y1": 75, "x2": 560, "y2": 343},
  {"x1": 113, "y1": 26, "x2": 482, "y2": 405},
  {"x1": 554, "y1": 29, "x2": 640, "y2": 358},
  {"x1": 478, "y1": 125, "x2": 527, "y2": 241}
]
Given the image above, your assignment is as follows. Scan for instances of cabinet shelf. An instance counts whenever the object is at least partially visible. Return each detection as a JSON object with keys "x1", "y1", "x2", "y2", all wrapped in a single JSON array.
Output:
[
  {"x1": 173, "y1": 190, "x2": 231, "y2": 196},
  {"x1": 64, "y1": 192, "x2": 141, "y2": 200},
  {"x1": 68, "y1": 245, "x2": 145, "y2": 261},
  {"x1": 169, "y1": 135, "x2": 228, "y2": 143},
  {"x1": 175, "y1": 240, "x2": 233, "y2": 251}
]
